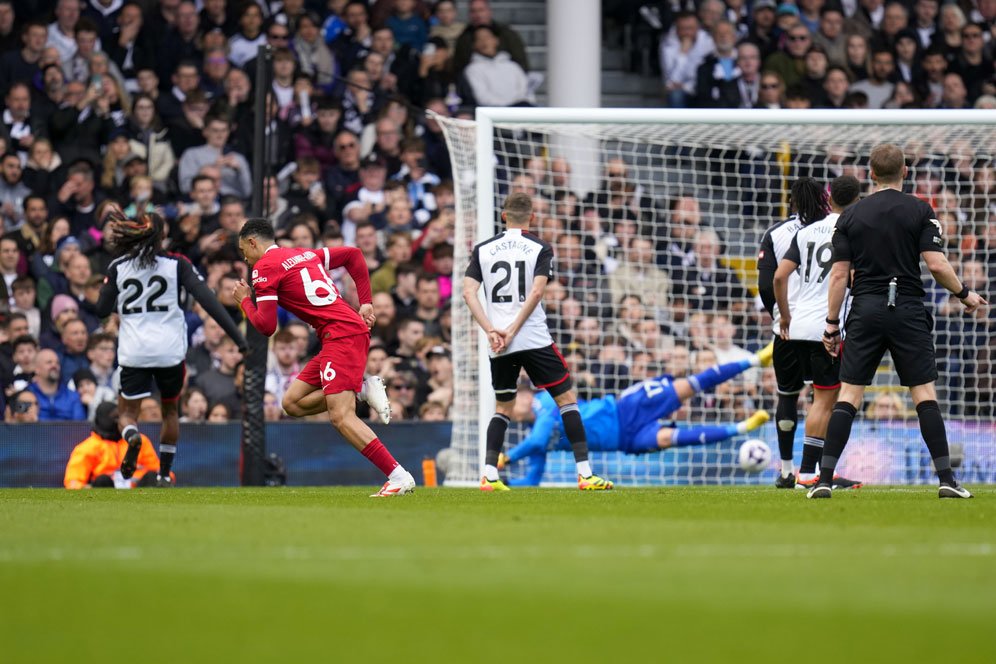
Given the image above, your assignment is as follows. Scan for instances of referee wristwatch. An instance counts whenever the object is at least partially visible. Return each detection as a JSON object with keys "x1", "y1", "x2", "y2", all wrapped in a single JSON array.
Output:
[{"x1": 955, "y1": 285, "x2": 970, "y2": 300}]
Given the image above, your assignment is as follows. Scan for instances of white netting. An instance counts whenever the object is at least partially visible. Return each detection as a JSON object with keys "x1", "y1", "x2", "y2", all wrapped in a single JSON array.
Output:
[{"x1": 436, "y1": 111, "x2": 996, "y2": 486}]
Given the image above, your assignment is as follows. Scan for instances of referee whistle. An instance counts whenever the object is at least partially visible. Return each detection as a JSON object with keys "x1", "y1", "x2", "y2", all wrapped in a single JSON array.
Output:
[{"x1": 887, "y1": 277, "x2": 898, "y2": 309}]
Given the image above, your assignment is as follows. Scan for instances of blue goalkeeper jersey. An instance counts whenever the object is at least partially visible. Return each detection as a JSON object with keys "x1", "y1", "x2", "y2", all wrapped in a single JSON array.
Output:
[{"x1": 526, "y1": 391, "x2": 621, "y2": 453}]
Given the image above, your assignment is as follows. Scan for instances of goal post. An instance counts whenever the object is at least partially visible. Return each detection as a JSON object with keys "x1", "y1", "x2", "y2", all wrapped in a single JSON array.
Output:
[{"x1": 435, "y1": 108, "x2": 996, "y2": 487}]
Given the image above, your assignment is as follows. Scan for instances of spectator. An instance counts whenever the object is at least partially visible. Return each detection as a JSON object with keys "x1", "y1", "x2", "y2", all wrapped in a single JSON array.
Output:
[
  {"x1": 850, "y1": 48, "x2": 896, "y2": 108},
  {"x1": 917, "y1": 47, "x2": 948, "y2": 107},
  {"x1": 0, "y1": 21, "x2": 47, "y2": 96},
  {"x1": 660, "y1": 11, "x2": 714, "y2": 107},
  {"x1": 429, "y1": 0, "x2": 465, "y2": 52},
  {"x1": 178, "y1": 116, "x2": 252, "y2": 198},
  {"x1": 609, "y1": 236, "x2": 671, "y2": 321},
  {"x1": 844, "y1": 34, "x2": 870, "y2": 81},
  {"x1": 342, "y1": 155, "x2": 388, "y2": 242},
  {"x1": 71, "y1": 367, "x2": 114, "y2": 420},
  {"x1": 695, "y1": 21, "x2": 740, "y2": 107},
  {"x1": 385, "y1": 0, "x2": 428, "y2": 52},
  {"x1": 58, "y1": 317, "x2": 89, "y2": 384},
  {"x1": 757, "y1": 71, "x2": 785, "y2": 108},
  {"x1": 748, "y1": 0, "x2": 778, "y2": 61},
  {"x1": 265, "y1": 328, "x2": 301, "y2": 406},
  {"x1": 822, "y1": 65, "x2": 853, "y2": 108},
  {"x1": 29, "y1": 348, "x2": 85, "y2": 420},
  {"x1": 333, "y1": 1, "x2": 375, "y2": 74},
  {"x1": 673, "y1": 229, "x2": 748, "y2": 312},
  {"x1": 179, "y1": 387, "x2": 208, "y2": 423},
  {"x1": 370, "y1": 232, "x2": 413, "y2": 294},
  {"x1": 294, "y1": 12, "x2": 336, "y2": 91},
  {"x1": 951, "y1": 23, "x2": 992, "y2": 104},
  {"x1": 11, "y1": 277, "x2": 40, "y2": 338},
  {"x1": 6, "y1": 388, "x2": 39, "y2": 423},
  {"x1": 263, "y1": 390, "x2": 283, "y2": 421},
  {"x1": 876, "y1": 2, "x2": 910, "y2": 51},
  {"x1": 413, "y1": 272, "x2": 442, "y2": 337},
  {"x1": 936, "y1": 4, "x2": 967, "y2": 61},
  {"x1": 207, "y1": 401, "x2": 230, "y2": 422},
  {"x1": 846, "y1": 0, "x2": 887, "y2": 41},
  {"x1": 228, "y1": 3, "x2": 266, "y2": 68},
  {"x1": 85, "y1": 332, "x2": 115, "y2": 389},
  {"x1": 459, "y1": 25, "x2": 528, "y2": 108},
  {"x1": 191, "y1": 335, "x2": 242, "y2": 411},
  {"x1": 453, "y1": 0, "x2": 528, "y2": 74},
  {"x1": 893, "y1": 29, "x2": 922, "y2": 84},
  {"x1": 3, "y1": 82, "x2": 44, "y2": 162},
  {"x1": 912, "y1": 0, "x2": 939, "y2": 49},
  {"x1": 764, "y1": 23, "x2": 811, "y2": 89},
  {"x1": 812, "y1": 6, "x2": 846, "y2": 66},
  {"x1": 940, "y1": 72, "x2": 969, "y2": 108}
]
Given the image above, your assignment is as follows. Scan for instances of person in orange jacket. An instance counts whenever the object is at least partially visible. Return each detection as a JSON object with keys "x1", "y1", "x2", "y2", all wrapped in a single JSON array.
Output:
[{"x1": 64, "y1": 402, "x2": 168, "y2": 489}]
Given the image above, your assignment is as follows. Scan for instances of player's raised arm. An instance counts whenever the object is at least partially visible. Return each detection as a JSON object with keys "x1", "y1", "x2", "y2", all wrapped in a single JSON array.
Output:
[{"x1": 178, "y1": 258, "x2": 248, "y2": 349}]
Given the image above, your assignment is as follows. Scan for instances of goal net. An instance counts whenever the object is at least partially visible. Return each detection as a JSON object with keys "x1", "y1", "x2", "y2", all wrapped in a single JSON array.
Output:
[{"x1": 435, "y1": 108, "x2": 996, "y2": 487}]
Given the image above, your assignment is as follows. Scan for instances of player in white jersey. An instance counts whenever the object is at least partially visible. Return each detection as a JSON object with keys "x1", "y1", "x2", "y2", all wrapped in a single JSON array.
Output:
[
  {"x1": 772, "y1": 176, "x2": 863, "y2": 489},
  {"x1": 96, "y1": 212, "x2": 247, "y2": 486},
  {"x1": 463, "y1": 192, "x2": 612, "y2": 491},
  {"x1": 757, "y1": 198, "x2": 805, "y2": 486}
]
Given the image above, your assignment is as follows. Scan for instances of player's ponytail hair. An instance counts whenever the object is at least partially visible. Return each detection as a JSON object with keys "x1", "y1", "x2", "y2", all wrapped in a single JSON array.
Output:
[
  {"x1": 790, "y1": 177, "x2": 830, "y2": 226},
  {"x1": 110, "y1": 211, "x2": 165, "y2": 269}
]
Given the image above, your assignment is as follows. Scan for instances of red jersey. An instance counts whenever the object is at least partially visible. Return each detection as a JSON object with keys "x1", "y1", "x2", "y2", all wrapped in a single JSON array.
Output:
[{"x1": 243, "y1": 245, "x2": 371, "y2": 339}]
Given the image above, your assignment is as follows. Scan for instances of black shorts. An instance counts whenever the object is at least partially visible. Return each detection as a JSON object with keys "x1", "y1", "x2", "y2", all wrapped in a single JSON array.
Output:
[
  {"x1": 840, "y1": 296, "x2": 937, "y2": 387},
  {"x1": 490, "y1": 344, "x2": 572, "y2": 402},
  {"x1": 119, "y1": 363, "x2": 186, "y2": 403},
  {"x1": 772, "y1": 336, "x2": 840, "y2": 394}
]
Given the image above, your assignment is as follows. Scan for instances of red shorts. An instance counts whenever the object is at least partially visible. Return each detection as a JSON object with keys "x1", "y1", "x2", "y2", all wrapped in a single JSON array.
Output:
[{"x1": 297, "y1": 332, "x2": 369, "y2": 395}]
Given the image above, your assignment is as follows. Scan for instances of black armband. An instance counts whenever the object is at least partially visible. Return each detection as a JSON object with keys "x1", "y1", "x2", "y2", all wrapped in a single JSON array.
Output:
[
  {"x1": 825, "y1": 317, "x2": 840, "y2": 325},
  {"x1": 954, "y1": 285, "x2": 970, "y2": 300}
]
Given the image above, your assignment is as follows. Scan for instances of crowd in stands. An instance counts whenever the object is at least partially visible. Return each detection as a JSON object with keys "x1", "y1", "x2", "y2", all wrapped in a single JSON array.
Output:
[
  {"x1": 0, "y1": 0, "x2": 541, "y2": 424},
  {"x1": 647, "y1": 0, "x2": 995, "y2": 109},
  {"x1": 0, "y1": 0, "x2": 991, "y2": 429}
]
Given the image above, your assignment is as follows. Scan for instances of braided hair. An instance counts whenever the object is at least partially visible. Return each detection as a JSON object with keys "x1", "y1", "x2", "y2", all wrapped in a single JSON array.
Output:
[
  {"x1": 110, "y1": 211, "x2": 165, "y2": 269},
  {"x1": 790, "y1": 177, "x2": 830, "y2": 226}
]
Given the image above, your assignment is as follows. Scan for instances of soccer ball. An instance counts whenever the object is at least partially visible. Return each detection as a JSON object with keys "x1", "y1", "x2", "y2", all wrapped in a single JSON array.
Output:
[{"x1": 738, "y1": 439, "x2": 772, "y2": 474}]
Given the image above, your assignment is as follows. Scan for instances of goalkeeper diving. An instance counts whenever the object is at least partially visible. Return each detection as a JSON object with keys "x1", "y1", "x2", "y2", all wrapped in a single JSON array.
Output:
[{"x1": 500, "y1": 345, "x2": 774, "y2": 485}]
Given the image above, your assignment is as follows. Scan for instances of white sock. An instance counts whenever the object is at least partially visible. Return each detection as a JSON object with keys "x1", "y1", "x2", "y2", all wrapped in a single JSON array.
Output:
[
  {"x1": 483, "y1": 464, "x2": 499, "y2": 481},
  {"x1": 576, "y1": 460, "x2": 592, "y2": 478},
  {"x1": 388, "y1": 465, "x2": 408, "y2": 483},
  {"x1": 781, "y1": 459, "x2": 794, "y2": 478}
]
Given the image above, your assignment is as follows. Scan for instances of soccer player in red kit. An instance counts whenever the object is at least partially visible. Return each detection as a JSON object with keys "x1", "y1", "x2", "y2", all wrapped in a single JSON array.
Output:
[{"x1": 234, "y1": 218, "x2": 415, "y2": 496}]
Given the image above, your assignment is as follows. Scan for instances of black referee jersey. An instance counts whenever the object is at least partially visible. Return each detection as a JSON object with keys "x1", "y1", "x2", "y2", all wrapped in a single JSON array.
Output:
[{"x1": 831, "y1": 188, "x2": 944, "y2": 386}]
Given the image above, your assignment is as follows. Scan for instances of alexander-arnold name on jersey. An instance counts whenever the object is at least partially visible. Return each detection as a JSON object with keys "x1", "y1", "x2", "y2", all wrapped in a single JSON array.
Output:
[
  {"x1": 280, "y1": 251, "x2": 318, "y2": 271},
  {"x1": 488, "y1": 238, "x2": 536, "y2": 257}
]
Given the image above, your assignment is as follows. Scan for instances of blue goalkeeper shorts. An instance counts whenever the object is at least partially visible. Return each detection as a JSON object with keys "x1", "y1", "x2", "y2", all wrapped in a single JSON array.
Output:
[{"x1": 615, "y1": 376, "x2": 682, "y2": 453}]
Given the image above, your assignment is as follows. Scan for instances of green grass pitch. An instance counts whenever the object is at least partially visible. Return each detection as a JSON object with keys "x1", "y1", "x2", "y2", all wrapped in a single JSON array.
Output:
[{"x1": 2, "y1": 486, "x2": 995, "y2": 663}]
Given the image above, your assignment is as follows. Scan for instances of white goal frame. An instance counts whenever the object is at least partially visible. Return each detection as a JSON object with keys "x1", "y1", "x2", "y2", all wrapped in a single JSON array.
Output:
[{"x1": 449, "y1": 107, "x2": 996, "y2": 487}]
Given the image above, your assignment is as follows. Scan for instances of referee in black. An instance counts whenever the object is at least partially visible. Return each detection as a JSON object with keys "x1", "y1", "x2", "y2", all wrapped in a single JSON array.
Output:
[{"x1": 811, "y1": 144, "x2": 987, "y2": 499}]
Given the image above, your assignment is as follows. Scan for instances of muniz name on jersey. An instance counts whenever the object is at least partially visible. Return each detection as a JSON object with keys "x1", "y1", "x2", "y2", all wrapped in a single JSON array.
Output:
[
  {"x1": 784, "y1": 212, "x2": 849, "y2": 341},
  {"x1": 466, "y1": 229, "x2": 554, "y2": 357}
]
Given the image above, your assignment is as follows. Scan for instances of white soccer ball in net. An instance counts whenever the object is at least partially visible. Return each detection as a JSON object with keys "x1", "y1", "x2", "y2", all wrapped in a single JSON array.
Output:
[{"x1": 738, "y1": 439, "x2": 772, "y2": 474}]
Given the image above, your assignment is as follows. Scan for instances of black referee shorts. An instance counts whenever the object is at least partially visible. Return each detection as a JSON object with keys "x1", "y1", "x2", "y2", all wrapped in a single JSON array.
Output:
[
  {"x1": 772, "y1": 337, "x2": 840, "y2": 394},
  {"x1": 490, "y1": 344, "x2": 572, "y2": 402},
  {"x1": 840, "y1": 296, "x2": 938, "y2": 387}
]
